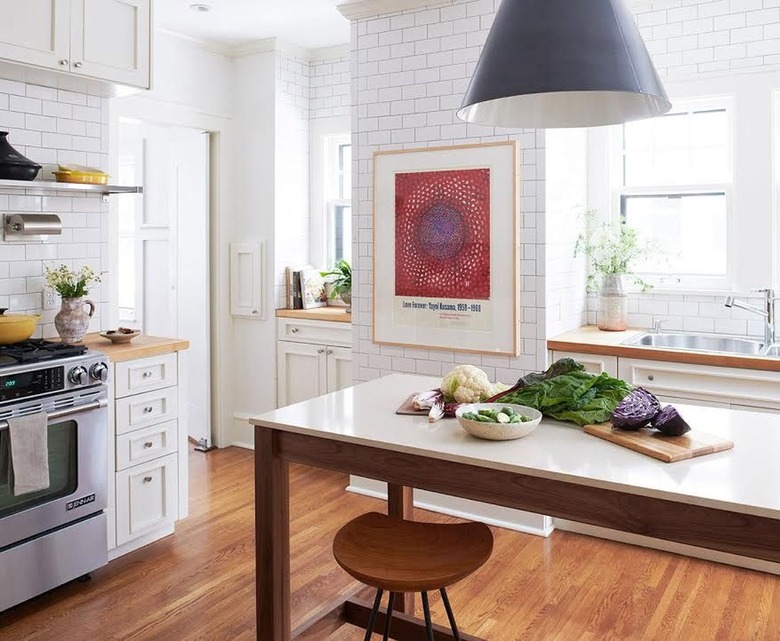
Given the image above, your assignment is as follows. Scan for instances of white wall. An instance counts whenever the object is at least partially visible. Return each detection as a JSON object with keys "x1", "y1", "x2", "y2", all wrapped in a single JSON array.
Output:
[{"x1": 0, "y1": 73, "x2": 109, "y2": 338}]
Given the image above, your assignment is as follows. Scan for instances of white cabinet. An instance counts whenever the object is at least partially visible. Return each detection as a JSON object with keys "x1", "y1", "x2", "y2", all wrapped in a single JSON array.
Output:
[
  {"x1": 551, "y1": 351, "x2": 618, "y2": 377},
  {"x1": 109, "y1": 351, "x2": 184, "y2": 558},
  {"x1": 277, "y1": 318, "x2": 352, "y2": 407},
  {"x1": 617, "y1": 357, "x2": 780, "y2": 410},
  {"x1": 0, "y1": 0, "x2": 150, "y2": 88}
]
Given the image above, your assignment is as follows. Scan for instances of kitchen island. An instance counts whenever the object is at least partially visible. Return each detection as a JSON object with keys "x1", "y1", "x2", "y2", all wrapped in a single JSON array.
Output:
[{"x1": 250, "y1": 373, "x2": 780, "y2": 641}]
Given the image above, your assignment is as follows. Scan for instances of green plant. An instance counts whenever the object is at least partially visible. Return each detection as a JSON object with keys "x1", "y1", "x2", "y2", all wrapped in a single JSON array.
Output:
[
  {"x1": 320, "y1": 259, "x2": 351, "y2": 298},
  {"x1": 45, "y1": 265, "x2": 101, "y2": 298},
  {"x1": 574, "y1": 214, "x2": 655, "y2": 292}
]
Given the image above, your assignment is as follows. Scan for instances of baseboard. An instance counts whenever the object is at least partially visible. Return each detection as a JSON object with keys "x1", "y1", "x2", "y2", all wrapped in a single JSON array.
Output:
[
  {"x1": 347, "y1": 477, "x2": 553, "y2": 537},
  {"x1": 554, "y1": 518, "x2": 780, "y2": 575},
  {"x1": 108, "y1": 524, "x2": 175, "y2": 561}
]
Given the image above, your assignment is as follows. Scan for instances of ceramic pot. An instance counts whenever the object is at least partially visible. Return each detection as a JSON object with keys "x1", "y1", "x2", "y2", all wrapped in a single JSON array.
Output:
[
  {"x1": 340, "y1": 289, "x2": 352, "y2": 314},
  {"x1": 0, "y1": 131, "x2": 41, "y2": 181},
  {"x1": 55, "y1": 297, "x2": 95, "y2": 344},
  {"x1": 597, "y1": 274, "x2": 628, "y2": 331}
]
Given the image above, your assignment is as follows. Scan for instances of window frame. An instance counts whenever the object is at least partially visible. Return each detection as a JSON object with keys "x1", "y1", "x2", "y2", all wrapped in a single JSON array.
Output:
[
  {"x1": 324, "y1": 133, "x2": 351, "y2": 268},
  {"x1": 607, "y1": 95, "x2": 735, "y2": 291}
]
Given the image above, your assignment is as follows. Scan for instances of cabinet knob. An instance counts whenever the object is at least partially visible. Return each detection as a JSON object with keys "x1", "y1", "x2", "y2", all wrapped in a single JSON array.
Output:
[
  {"x1": 291, "y1": 328, "x2": 299, "y2": 333},
  {"x1": 143, "y1": 406, "x2": 154, "y2": 413},
  {"x1": 326, "y1": 349, "x2": 333, "y2": 355},
  {"x1": 59, "y1": 59, "x2": 69, "y2": 66},
  {"x1": 251, "y1": 309, "x2": 258, "y2": 315},
  {"x1": 143, "y1": 476, "x2": 153, "y2": 483},
  {"x1": 74, "y1": 61, "x2": 83, "y2": 68},
  {"x1": 142, "y1": 371, "x2": 153, "y2": 378},
  {"x1": 648, "y1": 375, "x2": 655, "y2": 381},
  {"x1": 144, "y1": 441, "x2": 153, "y2": 448},
  {"x1": 317, "y1": 348, "x2": 325, "y2": 354}
]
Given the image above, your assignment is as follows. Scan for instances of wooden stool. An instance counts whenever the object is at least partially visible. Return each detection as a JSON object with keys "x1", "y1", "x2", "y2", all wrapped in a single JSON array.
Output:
[{"x1": 333, "y1": 512, "x2": 494, "y2": 641}]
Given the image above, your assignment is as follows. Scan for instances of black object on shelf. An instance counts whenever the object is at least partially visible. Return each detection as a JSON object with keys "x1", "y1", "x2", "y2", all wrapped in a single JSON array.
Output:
[{"x1": 0, "y1": 131, "x2": 41, "y2": 181}]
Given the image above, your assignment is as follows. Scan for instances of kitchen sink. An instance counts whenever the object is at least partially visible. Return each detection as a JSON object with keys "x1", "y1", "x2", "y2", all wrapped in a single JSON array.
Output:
[{"x1": 624, "y1": 332, "x2": 766, "y2": 356}]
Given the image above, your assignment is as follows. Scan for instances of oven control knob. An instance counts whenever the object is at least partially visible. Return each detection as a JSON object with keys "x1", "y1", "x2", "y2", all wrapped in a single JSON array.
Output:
[
  {"x1": 68, "y1": 366, "x2": 89, "y2": 385},
  {"x1": 90, "y1": 362, "x2": 109, "y2": 382}
]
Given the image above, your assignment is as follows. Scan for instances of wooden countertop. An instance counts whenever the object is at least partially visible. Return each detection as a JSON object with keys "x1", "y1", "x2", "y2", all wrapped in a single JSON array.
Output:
[
  {"x1": 548, "y1": 325, "x2": 780, "y2": 372},
  {"x1": 276, "y1": 307, "x2": 352, "y2": 323},
  {"x1": 82, "y1": 333, "x2": 190, "y2": 363}
]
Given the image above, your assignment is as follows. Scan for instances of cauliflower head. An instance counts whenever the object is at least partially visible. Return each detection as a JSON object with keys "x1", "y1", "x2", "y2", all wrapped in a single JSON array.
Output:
[{"x1": 441, "y1": 365, "x2": 493, "y2": 404}]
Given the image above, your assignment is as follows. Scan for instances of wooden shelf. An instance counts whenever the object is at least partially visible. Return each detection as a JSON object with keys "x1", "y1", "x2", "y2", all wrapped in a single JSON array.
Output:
[{"x1": 276, "y1": 307, "x2": 352, "y2": 323}]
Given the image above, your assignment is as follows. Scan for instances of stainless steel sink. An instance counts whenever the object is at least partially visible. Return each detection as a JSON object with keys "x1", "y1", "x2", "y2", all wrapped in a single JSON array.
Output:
[{"x1": 624, "y1": 332, "x2": 766, "y2": 355}]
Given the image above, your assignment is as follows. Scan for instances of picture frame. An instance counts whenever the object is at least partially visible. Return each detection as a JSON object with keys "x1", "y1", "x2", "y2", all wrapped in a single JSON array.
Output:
[
  {"x1": 373, "y1": 141, "x2": 520, "y2": 355},
  {"x1": 300, "y1": 268, "x2": 328, "y2": 309}
]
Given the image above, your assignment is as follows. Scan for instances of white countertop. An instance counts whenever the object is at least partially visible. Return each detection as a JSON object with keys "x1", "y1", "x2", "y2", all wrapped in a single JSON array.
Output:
[{"x1": 250, "y1": 373, "x2": 780, "y2": 520}]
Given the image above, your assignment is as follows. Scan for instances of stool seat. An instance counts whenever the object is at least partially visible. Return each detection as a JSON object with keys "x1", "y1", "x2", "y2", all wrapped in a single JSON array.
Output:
[{"x1": 333, "y1": 512, "x2": 493, "y2": 593}]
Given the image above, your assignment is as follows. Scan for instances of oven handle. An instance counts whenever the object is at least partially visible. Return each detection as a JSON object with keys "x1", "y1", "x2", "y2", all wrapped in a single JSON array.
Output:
[{"x1": 0, "y1": 398, "x2": 108, "y2": 432}]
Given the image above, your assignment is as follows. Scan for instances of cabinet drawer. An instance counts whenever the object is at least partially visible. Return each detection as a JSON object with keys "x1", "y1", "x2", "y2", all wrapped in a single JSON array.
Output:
[
  {"x1": 116, "y1": 453, "x2": 178, "y2": 546},
  {"x1": 277, "y1": 318, "x2": 351, "y2": 347},
  {"x1": 116, "y1": 420, "x2": 177, "y2": 471},
  {"x1": 115, "y1": 353, "x2": 178, "y2": 399},
  {"x1": 116, "y1": 387, "x2": 178, "y2": 435}
]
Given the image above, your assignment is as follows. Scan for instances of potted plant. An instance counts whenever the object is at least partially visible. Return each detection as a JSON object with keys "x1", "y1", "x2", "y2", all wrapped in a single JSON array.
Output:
[
  {"x1": 45, "y1": 265, "x2": 101, "y2": 344},
  {"x1": 574, "y1": 216, "x2": 654, "y2": 331},
  {"x1": 320, "y1": 259, "x2": 352, "y2": 313}
]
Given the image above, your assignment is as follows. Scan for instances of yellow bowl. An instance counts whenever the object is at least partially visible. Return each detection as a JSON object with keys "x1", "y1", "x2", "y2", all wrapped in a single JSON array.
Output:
[
  {"x1": 53, "y1": 171, "x2": 109, "y2": 185},
  {"x1": 0, "y1": 312, "x2": 41, "y2": 344}
]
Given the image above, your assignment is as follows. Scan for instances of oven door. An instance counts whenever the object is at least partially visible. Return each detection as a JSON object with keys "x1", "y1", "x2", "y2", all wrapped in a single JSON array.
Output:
[{"x1": 0, "y1": 398, "x2": 108, "y2": 550}]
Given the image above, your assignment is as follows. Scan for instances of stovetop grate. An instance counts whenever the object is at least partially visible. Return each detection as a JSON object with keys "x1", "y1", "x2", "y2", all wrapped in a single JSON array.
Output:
[{"x1": 0, "y1": 340, "x2": 88, "y2": 367}]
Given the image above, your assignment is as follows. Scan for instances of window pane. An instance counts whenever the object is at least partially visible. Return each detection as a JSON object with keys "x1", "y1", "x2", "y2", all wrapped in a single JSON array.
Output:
[
  {"x1": 332, "y1": 204, "x2": 352, "y2": 264},
  {"x1": 339, "y1": 143, "x2": 351, "y2": 199},
  {"x1": 623, "y1": 108, "x2": 729, "y2": 187},
  {"x1": 624, "y1": 194, "x2": 727, "y2": 277}
]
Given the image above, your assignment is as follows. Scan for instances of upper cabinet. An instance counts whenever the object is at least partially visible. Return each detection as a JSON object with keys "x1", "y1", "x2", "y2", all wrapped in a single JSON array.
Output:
[{"x1": 0, "y1": 0, "x2": 151, "y2": 89}]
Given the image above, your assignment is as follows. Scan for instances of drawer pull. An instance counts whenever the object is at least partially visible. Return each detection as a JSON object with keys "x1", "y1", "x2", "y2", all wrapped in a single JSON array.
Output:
[
  {"x1": 144, "y1": 441, "x2": 154, "y2": 448},
  {"x1": 648, "y1": 375, "x2": 655, "y2": 381},
  {"x1": 143, "y1": 406, "x2": 154, "y2": 414},
  {"x1": 142, "y1": 371, "x2": 153, "y2": 378},
  {"x1": 143, "y1": 476, "x2": 153, "y2": 483},
  {"x1": 291, "y1": 328, "x2": 299, "y2": 333}
]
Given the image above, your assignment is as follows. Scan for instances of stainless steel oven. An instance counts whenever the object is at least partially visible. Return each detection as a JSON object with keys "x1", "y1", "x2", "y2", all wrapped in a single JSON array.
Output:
[{"x1": 0, "y1": 350, "x2": 109, "y2": 612}]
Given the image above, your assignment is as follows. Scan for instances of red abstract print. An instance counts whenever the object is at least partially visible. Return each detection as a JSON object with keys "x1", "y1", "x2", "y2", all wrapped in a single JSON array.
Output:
[{"x1": 395, "y1": 168, "x2": 490, "y2": 300}]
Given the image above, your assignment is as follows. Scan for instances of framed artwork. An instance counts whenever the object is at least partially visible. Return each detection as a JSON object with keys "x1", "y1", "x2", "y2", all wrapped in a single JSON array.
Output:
[{"x1": 373, "y1": 141, "x2": 520, "y2": 355}]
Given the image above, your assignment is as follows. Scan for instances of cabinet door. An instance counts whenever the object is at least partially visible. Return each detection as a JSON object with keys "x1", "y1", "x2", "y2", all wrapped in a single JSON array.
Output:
[
  {"x1": 326, "y1": 346, "x2": 353, "y2": 394},
  {"x1": 0, "y1": 0, "x2": 69, "y2": 70},
  {"x1": 70, "y1": 0, "x2": 151, "y2": 87},
  {"x1": 277, "y1": 341, "x2": 326, "y2": 407},
  {"x1": 116, "y1": 453, "x2": 178, "y2": 546}
]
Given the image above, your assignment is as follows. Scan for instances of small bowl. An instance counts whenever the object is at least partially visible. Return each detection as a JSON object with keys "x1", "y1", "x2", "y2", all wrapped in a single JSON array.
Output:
[
  {"x1": 100, "y1": 329, "x2": 141, "y2": 344},
  {"x1": 455, "y1": 403, "x2": 542, "y2": 441}
]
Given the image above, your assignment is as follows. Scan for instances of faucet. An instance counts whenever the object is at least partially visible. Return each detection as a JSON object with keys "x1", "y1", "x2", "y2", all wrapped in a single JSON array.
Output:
[{"x1": 724, "y1": 288, "x2": 777, "y2": 346}]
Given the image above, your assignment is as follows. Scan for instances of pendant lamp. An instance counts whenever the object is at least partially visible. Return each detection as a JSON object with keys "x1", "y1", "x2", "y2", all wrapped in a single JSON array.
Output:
[{"x1": 457, "y1": 0, "x2": 671, "y2": 128}]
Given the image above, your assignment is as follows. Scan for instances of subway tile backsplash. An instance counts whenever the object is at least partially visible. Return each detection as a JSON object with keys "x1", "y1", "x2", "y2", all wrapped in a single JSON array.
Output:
[{"x1": 0, "y1": 78, "x2": 109, "y2": 339}]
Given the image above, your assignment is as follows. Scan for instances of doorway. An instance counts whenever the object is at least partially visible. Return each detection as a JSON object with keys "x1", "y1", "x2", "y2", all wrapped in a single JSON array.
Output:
[{"x1": 115, "y1": 119, "x2": 213, "y2": 449}]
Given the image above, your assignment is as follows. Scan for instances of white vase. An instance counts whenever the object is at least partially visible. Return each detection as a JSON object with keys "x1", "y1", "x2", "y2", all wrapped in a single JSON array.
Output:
[
  {"x1": 597, "y1": 275, "x2": 628, "y2": 331},
  {"x1": 54, "y1": 297, "x2": 95, "y2": 344}
]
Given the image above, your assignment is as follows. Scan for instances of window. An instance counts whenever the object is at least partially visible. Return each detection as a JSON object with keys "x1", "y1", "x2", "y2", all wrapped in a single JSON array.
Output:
[
  {"x1": 614, "y1": 98, "x2": 733, "y2": 289},
  {"x1": 323, "y1": 133, "x2": 351, "y2": 267}
]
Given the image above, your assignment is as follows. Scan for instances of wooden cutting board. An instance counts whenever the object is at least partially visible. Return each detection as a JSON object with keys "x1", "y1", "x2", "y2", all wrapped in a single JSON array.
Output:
[
  {"x1": 395, "y1": 394, "x2": 429, "y2": 416},
  {"x1": 584, "y1": 422, "x2": 734, "y2": 463}
]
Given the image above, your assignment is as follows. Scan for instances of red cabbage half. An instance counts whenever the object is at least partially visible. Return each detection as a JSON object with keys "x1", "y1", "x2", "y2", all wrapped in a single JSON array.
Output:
[
  {"x1": 611, "y1": 387, "x2": 661, "y2": 430},
  {"x1": 651, "y1": 405, "x2": 691, "y2": 436}
]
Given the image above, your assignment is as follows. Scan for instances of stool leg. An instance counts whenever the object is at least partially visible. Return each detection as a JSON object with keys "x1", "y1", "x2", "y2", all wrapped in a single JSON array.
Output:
[
  {"x1": 364, "y1": 589, "x2": 383, "y2": 641},
  {"x1": 439, "y1": 589, "x2": 461, "y2": 641},
  {"x1": 382, "y1": 592, "x2": 395, "y2": 641},
  {"x1": 421, "y1": 591, "x2": 435, "y2": 641}
]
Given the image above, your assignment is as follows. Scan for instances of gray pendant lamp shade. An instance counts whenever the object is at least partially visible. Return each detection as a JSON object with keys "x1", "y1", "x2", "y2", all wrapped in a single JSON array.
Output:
[{"x1": 457, "y1": 0, "x2": 672, "y2": 128}]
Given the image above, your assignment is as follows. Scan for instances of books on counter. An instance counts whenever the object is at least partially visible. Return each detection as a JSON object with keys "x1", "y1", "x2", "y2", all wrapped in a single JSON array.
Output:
[{"x1": 286, "y1": 265, "x2": 328, "y2": 310}]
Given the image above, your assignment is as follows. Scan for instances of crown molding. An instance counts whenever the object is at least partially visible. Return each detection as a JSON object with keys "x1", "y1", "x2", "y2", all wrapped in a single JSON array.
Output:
[
  {"x1": 310, "y1": 44, "x2": 351, "y2": 63},
  {"x1": 337, "y1": 0, "x2": 435, "y2": 20},
  {"x1": 154, "y1": 28, "x2": 236, "y2": 57}
]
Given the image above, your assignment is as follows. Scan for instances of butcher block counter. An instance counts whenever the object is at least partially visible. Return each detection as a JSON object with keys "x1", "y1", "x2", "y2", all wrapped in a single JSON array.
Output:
[
  {"x1": 548, "y1": 326, "x2": 780, "y2": 372},
  {"x1": 81, "y1": 333, "x2": 190, "y2": 362}
]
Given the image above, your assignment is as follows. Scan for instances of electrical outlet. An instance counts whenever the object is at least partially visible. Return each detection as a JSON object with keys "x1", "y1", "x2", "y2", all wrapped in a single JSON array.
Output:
[{"x1": 43, "y1": 288, "x2": 59, "y2": 310}]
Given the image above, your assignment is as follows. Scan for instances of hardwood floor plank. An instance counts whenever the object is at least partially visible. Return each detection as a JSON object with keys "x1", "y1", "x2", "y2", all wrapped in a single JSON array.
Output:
[{"x1": 0, "y1": 447, "x2": 777, "y2": 641}]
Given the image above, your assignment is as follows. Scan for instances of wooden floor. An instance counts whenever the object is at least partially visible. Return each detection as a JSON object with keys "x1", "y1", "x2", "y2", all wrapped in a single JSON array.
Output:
[{"x1": 1, "y1": 446, "x2": 778, "y2": 640}]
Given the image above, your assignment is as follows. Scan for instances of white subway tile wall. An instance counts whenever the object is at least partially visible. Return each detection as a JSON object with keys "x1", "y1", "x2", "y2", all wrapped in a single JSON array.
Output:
[
  {"x1": 311, "y1": 54, "x2": 351, "y2": 120},
  {"x1": 351, "y1": 0, "x2": 548, "y2": 386},
  {"x1": 0, "y1": 80, "x2": 109, "y2": 339}
]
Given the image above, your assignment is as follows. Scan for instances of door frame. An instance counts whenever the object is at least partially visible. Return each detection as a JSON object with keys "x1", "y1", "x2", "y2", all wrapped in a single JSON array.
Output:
[{"x1": 109, "y1": 96, "x2": 233, "y2": 450}]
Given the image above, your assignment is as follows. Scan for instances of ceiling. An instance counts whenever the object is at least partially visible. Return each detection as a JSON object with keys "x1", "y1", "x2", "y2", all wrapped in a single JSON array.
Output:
[{"x1": 155, "y1": 0, "x2": 351, "y2": 51}]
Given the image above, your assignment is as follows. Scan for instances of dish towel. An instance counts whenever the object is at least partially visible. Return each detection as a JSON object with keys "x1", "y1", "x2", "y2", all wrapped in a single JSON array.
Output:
[{"x1": 7, "y1": 413, "x2": 49, "y2": 496}]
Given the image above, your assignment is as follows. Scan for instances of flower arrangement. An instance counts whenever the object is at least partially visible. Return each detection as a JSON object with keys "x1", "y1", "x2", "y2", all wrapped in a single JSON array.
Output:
[
  {"x1": 45, "y1": 265, "x2": 101, "y2": 299},
  {"x1": 574, "y1": 214, "x2": 656, "y2": 292}
]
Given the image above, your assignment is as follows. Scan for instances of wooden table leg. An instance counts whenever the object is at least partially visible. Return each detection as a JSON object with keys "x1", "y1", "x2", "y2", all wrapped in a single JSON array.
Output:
[
  {"x1": 256, "y1": 429, "x2": 291, "y2": 641},
  {"x1": 387, "y1": 483, "x2": 415, "y2": 616}
]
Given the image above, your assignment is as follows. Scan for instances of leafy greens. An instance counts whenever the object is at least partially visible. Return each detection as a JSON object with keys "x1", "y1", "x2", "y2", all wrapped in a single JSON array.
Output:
[{"x1": 489, "y1": 358, "x2": 632, "y2": 427}]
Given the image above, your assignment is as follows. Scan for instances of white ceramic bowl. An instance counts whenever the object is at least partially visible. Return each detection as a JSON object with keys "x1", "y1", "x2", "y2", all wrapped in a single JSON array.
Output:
[
  {"x1": 100, "y1": 329, "x2": 142, "y2": 344},
  {"x1": 455, "y1": 403, "x2": 542, "y2": 441}
]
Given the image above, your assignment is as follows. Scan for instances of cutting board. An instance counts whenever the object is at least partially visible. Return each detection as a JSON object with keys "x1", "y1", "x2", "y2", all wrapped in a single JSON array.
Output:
[
  {"x1": 583, "y1": 422, "x2": 734, "y2": 463},
  {"x1": 395, "y1": 394, "x2": 429, "y2": 416}
]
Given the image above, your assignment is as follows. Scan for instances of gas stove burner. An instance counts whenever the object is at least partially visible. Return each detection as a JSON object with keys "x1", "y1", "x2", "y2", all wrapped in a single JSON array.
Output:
[{"x1": 0, "y1": 339, "x2": 88, "y2": 366}]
